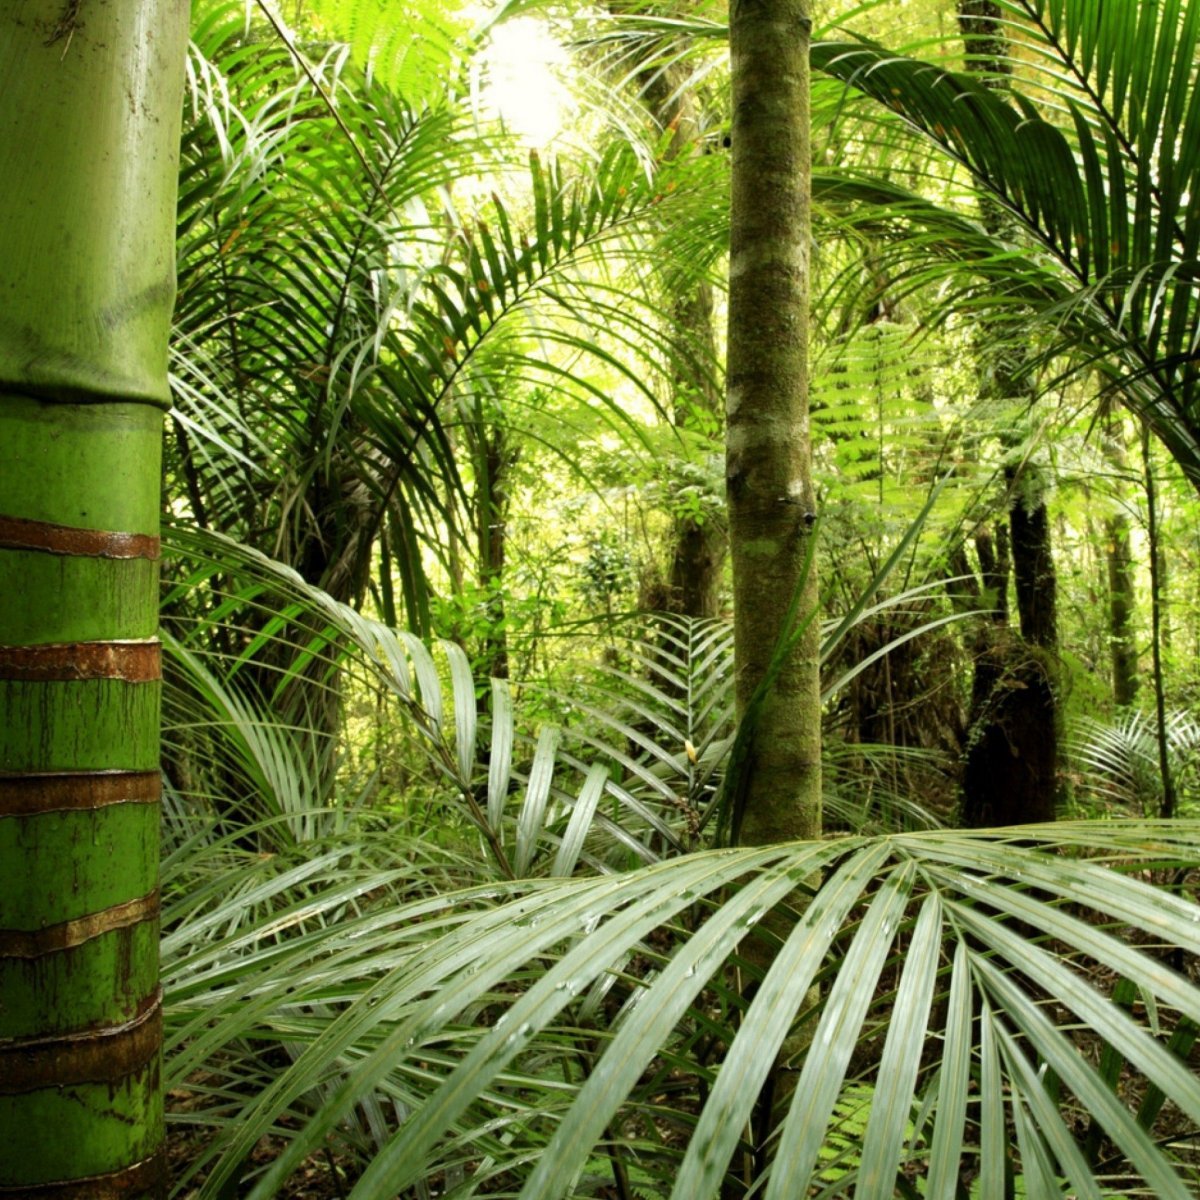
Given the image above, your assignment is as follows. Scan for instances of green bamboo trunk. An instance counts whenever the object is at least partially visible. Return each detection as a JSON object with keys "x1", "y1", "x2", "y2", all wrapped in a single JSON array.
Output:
[
  {"x1": 0, "y1": 4, "x2": 188, "y2": 1194},
  {"x1": 726, "y1": 0, "x2": 822, "y2": 844}
]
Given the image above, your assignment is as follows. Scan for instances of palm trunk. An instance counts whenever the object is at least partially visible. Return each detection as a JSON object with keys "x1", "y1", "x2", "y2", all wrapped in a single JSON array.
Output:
[
  {"x1": 0, "y1": 4, "x2": 188, "y2": 1194},
  {"x1": 726, "y1": 0, "x2": 821, "y2": 845},
  {"x1": 1100, "y1": 410, "x2": 1139, "y2": 703},
  {"x1": 1106, "y1": 510, "x2": 1138, "y2": 705},
  {"x1": 477, "y1": 425, "x2": 514, "y2": 680}
]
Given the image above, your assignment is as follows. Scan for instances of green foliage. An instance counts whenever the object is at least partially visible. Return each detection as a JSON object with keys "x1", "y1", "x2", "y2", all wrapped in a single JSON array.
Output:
[
  {"x1": 174, "y1": 6, "x2": 704, "y2": 630},
  {"x1": 302, "y1": 0, "x2": 474, "y2": 102},
  {"x1": 156, "y1": 6, "x2": 1200, "y2": 1199},
  {"x1": 1070, "y1": 708, "x2": 1200, "y2": 817},
  {"x1": 164, "y1": 797, "x2": 1200, "y2": 1196},
  {"x1": 160, "y1": 526, "x2": 1200, "y2": 1197},
  {"x1": 811, "y1": 0, "x2": 1200, "y2": 489}
]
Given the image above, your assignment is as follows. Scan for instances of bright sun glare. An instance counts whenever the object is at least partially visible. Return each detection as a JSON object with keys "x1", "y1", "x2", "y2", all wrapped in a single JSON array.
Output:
[{"x1": 475, "y1": 17, "x2": 572, "y2": 146}]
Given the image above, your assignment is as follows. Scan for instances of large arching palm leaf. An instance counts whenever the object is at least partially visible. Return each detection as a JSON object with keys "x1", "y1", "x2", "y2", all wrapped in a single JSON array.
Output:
[
  {"x1": 163, "y1": 529, "x2": 1200, "y2": 1200},
  {"x1": 163, "y1": 816, "x2": 1200, "y2": 1198}
]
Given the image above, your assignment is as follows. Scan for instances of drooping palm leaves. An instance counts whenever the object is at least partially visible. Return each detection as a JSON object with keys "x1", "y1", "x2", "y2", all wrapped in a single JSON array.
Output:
[
  {"x1": 163, "y1": 524, "x2": 697, "y2": 873},
  {"x1": 576, "y1": 1, "x2": 1200, "y2": 488},
  {"x1": 174, "y1": 3, "x2": 710, "y2": 633},
  {"x1": 1070, "y1": 708, "x2": 1200, "y2": 817},
  {"x1": 808, "y1": 0, "x2": 1200, "y2": 488}
]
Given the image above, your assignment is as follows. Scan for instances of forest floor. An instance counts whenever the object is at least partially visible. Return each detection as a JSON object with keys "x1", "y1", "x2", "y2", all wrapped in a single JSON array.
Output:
[{"x1": 168, "y1": 1087, "x2": 354, "y2": 1199}]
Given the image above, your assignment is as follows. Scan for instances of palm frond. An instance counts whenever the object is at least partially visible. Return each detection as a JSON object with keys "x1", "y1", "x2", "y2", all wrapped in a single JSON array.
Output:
[
  {"x1": 808, "y1": 3, "x2": 1200, "y2": 487},
  {"x1": 164, "y1": 821, "x2": 1200, "y2": 1197},
  {"x1": 165, "y1": 524, "x2": 682, "y2": 876},
  {"x1": 1070, "y1": 709, "x2": 1200, "y2": 817},
  {"x1": 175, "y1": 12, "x2": 724, "y2": 628}
]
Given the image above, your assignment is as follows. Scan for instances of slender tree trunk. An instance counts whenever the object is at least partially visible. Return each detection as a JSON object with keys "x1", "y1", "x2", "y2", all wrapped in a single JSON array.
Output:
[
  {"x1": 665, "y1": 282, "x2": 726, "y2": 618},
  {"x1": 726, "y1": 0, "x2": 821, "y2": 845},
  {"x1": 1142, "y1": 423, "x2": 1178, "y2": 818},
  {"x1": 1101, "y1": 410, "x2": 1139, "y2": 703},
  {"x1": 1156, "y1": 543, "x2": 1171, "y2": 649},
  {"x1": 477, "y1": 425, "x2": 514, "y2": 680},
  {"x1": 1106, "y1": 510, "x2": 1138, "y2": 704},
  {"x1": 724, "y1": 13, "x2": 821, "y2": 1173},
  {"x1": 0, "y1": 5, "x2": 188, "y2": 1194},
  {"x1": 635, "y1": 62, "x2": 727, "y2": 618}
]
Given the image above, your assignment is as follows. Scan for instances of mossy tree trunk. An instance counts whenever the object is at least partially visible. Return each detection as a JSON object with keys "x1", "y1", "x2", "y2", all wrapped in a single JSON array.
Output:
[
  {"x1": 959, "y1": 471, "x2": 1059, "y2": 827},
  {"x1": 726, "y1": 0, "x2": 821, "y2": 846},
  {"x1": 1106, "y1": 511, "x2": 1138, "y2": 704},
  {"x1": 0, "y1": 4, "x2": 188, "y2": 1195},
  {"x1": 475, "y1": 422, "x2": 516, "y2": 680},
  {"x1": 1102, "y1": 412, "x2": 1139, "y2": 705}
]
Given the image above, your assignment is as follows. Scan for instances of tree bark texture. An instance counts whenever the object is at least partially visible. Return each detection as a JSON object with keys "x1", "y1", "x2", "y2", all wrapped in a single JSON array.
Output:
[
  {"x1": 1008, "y1": 465, "x2": 1058, "y2": 650},
  {"x1": 666, "y1": 281, "x2": 726, "y2": 619},
  {"x1": 959, "y1": 475, "x2": 1059, "y2": 828},
  {"x1": 0, "y1": 3, "x2": 188, "y2": 1194},
  {"x1": 726, "y1": 0, "x2": 822, "y2": 845},
  {"x1": 1101, "y1": 413, "x2": 1139, "y2": 704},
  {"x1": 476, "y1": 424, "x2": 515, "y2": 680}
]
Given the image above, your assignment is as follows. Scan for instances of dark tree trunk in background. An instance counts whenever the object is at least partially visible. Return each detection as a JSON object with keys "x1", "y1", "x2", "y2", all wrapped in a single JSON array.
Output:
[
  {"x1": 960, "y1": 630, "x2": 1056, "y2": 825},
  {"x1": 1101, "y1": 410, "x2": 1138, "y2": 703},
  {"x1": 959, "y1": 509, "x2": 1058, "y2": 826},
  {"x1": 665, "y1": 283, "x2": 725, "y2": 619},
  {"x1": 956, "y1": 0, "x2": 1059, "y2": 827},
  {"x1": 477, "y1": 425, "x2": 515, "y2": 680},
  {"x1": 1008, "y1": 465, "x2": 1057, "y2": 651},
  {"x1": 1107, "y1": 510, "x2": 1138, "y2": 705}
]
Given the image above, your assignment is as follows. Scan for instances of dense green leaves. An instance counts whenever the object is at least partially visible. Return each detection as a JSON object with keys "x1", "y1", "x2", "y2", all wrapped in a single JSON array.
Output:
[
  {"x1": 162, "y1": 530, "x2": 1200, "y2": 1199},
  {"x1": 164, "y1": 800, "x2": 1200, "y2": 1197},
  {"x1": 811, "y1": 0, "x2": 1200, "y2": 489},
  {"x1": 156, "y1": 6, "x2": 1200, "y2": 1199},
  {"x1": 173, "y1": 10, "x2": 704, "y2": 629}
]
